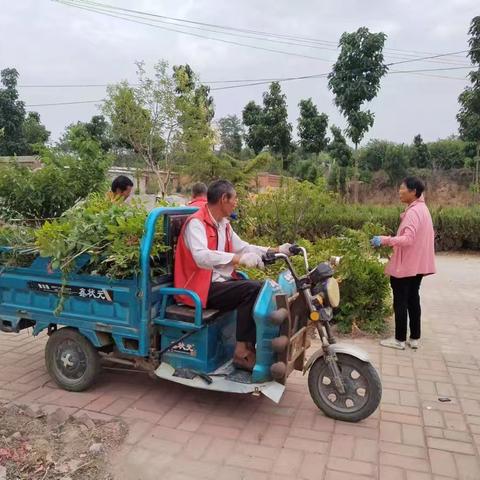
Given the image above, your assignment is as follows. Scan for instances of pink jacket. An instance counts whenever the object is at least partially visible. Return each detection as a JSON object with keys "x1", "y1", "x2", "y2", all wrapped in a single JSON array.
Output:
[{"x1": 381, "y1": 195, "x2": 436, "y2": 278}]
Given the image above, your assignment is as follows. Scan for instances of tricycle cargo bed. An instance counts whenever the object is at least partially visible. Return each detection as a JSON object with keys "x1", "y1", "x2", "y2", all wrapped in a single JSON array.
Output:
[
  {"x1": 0, "y1": 256, "x2": 153, "y2": 354},
  {"x1": 0, "y1": 207, "x2": 194, "y2": 358}
]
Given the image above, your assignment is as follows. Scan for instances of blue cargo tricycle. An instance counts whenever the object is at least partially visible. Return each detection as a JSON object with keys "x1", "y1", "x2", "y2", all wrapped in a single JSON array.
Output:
[{"x1": 0, "y1": 207, "x2": 381, "y2": 421}]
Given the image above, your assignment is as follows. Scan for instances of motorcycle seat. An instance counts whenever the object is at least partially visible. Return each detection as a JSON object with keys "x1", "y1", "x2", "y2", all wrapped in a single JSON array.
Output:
[{"x1": 165, "y1": 304, "x2": 220, "y2": 323}]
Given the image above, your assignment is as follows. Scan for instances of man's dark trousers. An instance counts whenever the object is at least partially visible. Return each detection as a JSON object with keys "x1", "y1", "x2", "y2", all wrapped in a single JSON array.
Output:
[{"x1": 207, "y1": 280, "x2": 262, "y2": 344}]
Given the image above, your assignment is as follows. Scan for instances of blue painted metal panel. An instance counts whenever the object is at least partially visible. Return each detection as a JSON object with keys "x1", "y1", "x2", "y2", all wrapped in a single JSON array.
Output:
[
  {"x1": 252, "y1": 279, "x2": 282, "y2": 383},
  {"x1": 277, "y1": 270, "x2": 297, "y2": 297},
  {"x1": 139, "y1": 207, "x2": 198, "y2": 356},
  {"x1": 161, "y1": 311, "x2": 236, "y2": 372}
]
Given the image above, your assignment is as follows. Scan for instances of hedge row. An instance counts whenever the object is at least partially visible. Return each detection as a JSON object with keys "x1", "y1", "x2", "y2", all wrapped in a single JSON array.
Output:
[{"x1": 238, "y1": 182, "x2": 480, "y2": 251}]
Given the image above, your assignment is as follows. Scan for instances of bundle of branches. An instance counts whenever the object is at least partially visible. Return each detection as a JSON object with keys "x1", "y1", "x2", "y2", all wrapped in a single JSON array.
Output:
[
  {"x1": 0, "y1": 194, "x2": 169, "y2": 279},
  {"x1": 0, "y1": 224, "x2": 38, "y2": 267}
]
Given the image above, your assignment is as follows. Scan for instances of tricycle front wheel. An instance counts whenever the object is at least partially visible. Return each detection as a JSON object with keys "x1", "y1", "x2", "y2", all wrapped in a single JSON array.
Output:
[
  {"x1": 308, "y1": 353, "x2": 381, "y2": 422},
  {"x1": 45, "y1": 327, "x2": 101, "y2": 392}
]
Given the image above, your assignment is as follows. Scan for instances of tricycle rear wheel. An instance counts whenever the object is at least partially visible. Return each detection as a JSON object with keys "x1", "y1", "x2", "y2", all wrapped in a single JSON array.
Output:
[
  {"x1": 45, "y1": 327, "x2": 101, "y2": 392},
  {"x1": 308, "y1": 353, "x2": 381, "y2": 422}
]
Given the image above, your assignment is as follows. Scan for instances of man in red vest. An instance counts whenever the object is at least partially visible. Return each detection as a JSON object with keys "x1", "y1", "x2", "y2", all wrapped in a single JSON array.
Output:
[
  {"x1": 175, "y1": 179, "x2": 292, "y2": 371},
  {"x1": 187, "y1": 182, "x2": 208, "y2": 208}
]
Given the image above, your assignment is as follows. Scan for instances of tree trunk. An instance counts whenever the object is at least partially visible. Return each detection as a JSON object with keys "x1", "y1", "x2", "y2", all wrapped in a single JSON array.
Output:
[
  {"x1": 353, "y1": 143, "x2": 359, "y2": 204},
  {"x1": 474, "y1": 142, "x2": 480, "y2": 204}
]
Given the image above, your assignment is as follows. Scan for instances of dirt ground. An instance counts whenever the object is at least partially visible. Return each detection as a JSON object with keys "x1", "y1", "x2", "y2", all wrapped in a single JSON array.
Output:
[{"x1": 0, "y1": 403, "x2": 127, "y2": 480}]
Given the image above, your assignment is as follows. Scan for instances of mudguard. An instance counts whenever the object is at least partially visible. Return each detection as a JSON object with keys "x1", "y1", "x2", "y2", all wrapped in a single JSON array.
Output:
[{"x1": 303, "y1": 343, "x2": 370, "y2": 374}]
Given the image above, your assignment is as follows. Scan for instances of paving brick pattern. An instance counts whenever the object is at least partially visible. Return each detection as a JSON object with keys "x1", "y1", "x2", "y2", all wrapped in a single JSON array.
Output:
[{"x1": 1, "y1": 254, "x2": 480, "y2": 479}]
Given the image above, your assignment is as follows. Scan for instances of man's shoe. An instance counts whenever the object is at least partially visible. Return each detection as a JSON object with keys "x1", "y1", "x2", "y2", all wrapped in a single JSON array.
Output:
[
  {"x1": 408, "y1": 338, "x2": 419, "y2": 349},
  {"x1": 380, "y1": 337, "x2": 406, "y2": 350}
]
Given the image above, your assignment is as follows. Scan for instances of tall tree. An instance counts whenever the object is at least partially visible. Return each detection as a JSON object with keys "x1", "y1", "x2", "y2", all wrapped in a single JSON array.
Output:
[
  {"x1": 173, "y1": 64, "x2": 215, "y2": 123},
  {"x1": 410, "y1": 134, "x2": 431, "y2": 169},
  {"x1": 173, "y1": 64, "x2": 217, "y2": 180},
  {"x1": 328, "y1": 27, "x2": 388, "y2": 202},
  {"x1": 217, "y1": 115, "x2": 243, "y2": 156},
  {"x1": 328, "y1": 125, "x2": 352, "y2": 195},
  {"x1": 242, "y1": 101, "x2": 266, "y2": 154},
  {"x1": 22, "y1": 111, "x2": 50, "y2": 154},
  {"x1": 103, "y1": 60, "x2": 179, "y2": 197},
  {"x1": 297, "y1": 98, "x2": 329, "y2": 155},
  {"x1": 358, "y1": 139, "x2": 390, "y2": 172},
  {"x1": 383, "y1": 144, "x2": 409, "y2": 185},
  {"x1": 59, "y1": 115, "x2": 112, "y2": 153},
  {"x1": 242, "y1": 82, "x2": 292, "y2": 169},
  {"x1": 0, "y1": 68, "x2": 26, "y2": 155},
  {"x1": 457, "y1": 16, "x2": 480, "y2": 196},
  {"x1": 83, "y1": 115, "x2": 112, "y2": 152},
  {"x1": 262, "y1": 82, "x2": 292, "y2": 168}
]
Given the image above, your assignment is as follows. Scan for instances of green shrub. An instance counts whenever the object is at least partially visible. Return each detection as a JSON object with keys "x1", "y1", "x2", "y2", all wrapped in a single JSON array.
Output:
[
  {"x1": 0, "y1": 137, "x2": 111, "y2": 219},
  {"x1": 239, "y1": 180, "x2": 480, "y2": 252},
  {"x1": 238, "y1": 181, "x2": 401, "y2": 242},
  {"x1": 243, "y1": 225, "x2": 392, "y2": 334},
  {"x1": 238, "y1": 180, "x2": 480, "y2": 334},
  {"x1": 432, "y1": 206, "x2": 480, "y2": 250},
  {"x1": 34, "y1": 194, "x2": 168, "y2": 279},
  {"x1": 428, "y1": 139, "x2": 467, "y2": 170}
]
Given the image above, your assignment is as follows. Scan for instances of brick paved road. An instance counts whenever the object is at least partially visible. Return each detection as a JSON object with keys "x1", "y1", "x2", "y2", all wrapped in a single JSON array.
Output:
[{"x1": 1, "y1": 254, "x2": 480, "y2": 479}]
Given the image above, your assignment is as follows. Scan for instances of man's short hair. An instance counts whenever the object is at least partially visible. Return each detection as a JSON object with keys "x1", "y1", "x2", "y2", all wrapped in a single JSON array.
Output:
[
  {"x1": 207, "y1": 180, "x2": 235, "y2": 204},
  {"x1": 403, "y1": 176, "x2": 425, "y2": 198},
  {"x1": 111, "y1": 175, "x2": 134, "y2": 193},
  {"x1": 191, "y1": 182, "x2": 207, "y2": 198}
]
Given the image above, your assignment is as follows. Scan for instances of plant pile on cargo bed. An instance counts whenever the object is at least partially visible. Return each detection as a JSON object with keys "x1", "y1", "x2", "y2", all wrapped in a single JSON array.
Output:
[{"x1": 0, "y1": 194, "x2": 168, "y2": 279}]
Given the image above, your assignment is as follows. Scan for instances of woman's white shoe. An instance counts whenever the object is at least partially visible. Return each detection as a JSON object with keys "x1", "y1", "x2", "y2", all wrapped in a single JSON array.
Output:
[
  {"x1": 380, "y1": 337, "x2": 406, "y2": 350},
  {"x1": 408, "y1": 339, "x2": 419, "y2": 349}
]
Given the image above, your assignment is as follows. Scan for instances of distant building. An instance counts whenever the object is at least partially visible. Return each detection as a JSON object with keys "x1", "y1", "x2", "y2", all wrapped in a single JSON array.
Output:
[
  {"x1": 108, "y1": 166, "x2": 179, "y2": 194},
  {"x1": 253, "y1": 172, "x2": 282, "y2": 191},
  {"x1": 0, "y1": 155, "x2": 42, "y2": 169}
]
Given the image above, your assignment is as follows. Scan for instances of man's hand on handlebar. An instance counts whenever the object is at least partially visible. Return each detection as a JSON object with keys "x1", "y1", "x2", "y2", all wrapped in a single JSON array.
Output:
[
  {"x1": 278, "y1": 243, "x2": 294, "y2": 255},
  {"x1": 234, "y1": 252, "x2": 265, "y2": 269},
  {"x1": 269, "y1": 243, "x2": 298, "y2": 256},
  {"x1": 263, "y1": 244, "x2": 302, "y2": 264}
]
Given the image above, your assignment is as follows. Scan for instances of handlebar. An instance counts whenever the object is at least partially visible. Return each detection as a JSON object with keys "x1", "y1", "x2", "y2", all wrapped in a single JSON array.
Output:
[
  {"x1": 261, "y1": 245, "x2": 340, "y2": 283},
  {"x1": 289, "y1": 244, "x2": 303, "y2": 256},
  {"x1": 261, "y1": 244, "x2": 308, "y2": 281},
  {"x1": 262, "y1": 243, "x2": 302, "y2": 266}
]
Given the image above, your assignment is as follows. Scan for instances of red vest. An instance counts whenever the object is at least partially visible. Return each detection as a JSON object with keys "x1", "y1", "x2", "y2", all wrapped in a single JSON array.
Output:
[
  {"x1": 174, "y1": 204, "x2": 233, "y2": 307},
  {"x1": 187, "y1": 197, "x2": 207, "y2": 208}
]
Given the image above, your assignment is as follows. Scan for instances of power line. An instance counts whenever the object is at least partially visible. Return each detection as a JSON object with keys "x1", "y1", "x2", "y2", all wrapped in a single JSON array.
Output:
[
  {"x1": 19, "y1": 83, "x2": 139, "y2": 88},
  {"x1": 26, "y1": 99, "x2": 104, "y2": 107},
  {"x1": 55, "y1": 0, "x2": 336, "y2": 63},
  {"x1": 55, "y1": 0, "x2": 473, "y2": 67},
  {"x1": 387, "y1": 50, "x2": 473, "y2": 67},
  {"x1": 388, "y1": 66, "x2": 470, "y2": 73},
  {"x1": 211, "y1": 74, "x2": 329, "y2": 91},
  {"x1": 25, "y1": 65, "x2": 468, "y2": 106},
  {"x1": 60, "y1": 0, "x2": 472, "y2": 66},
  {"x1": 18, "y1": 65, "x2": 472, "y2": 89},
  {"x1": 210, "y1": 69, "x2": 467, "y2": 92}
]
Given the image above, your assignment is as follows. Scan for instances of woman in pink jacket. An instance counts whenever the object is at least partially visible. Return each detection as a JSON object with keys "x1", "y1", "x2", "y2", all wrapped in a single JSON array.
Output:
[{"x1": 372, "y1": 177, "x2": 436, "y2": 350}]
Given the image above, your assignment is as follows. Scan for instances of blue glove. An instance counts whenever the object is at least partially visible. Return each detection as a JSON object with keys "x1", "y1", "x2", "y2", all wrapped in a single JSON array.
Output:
[
  {"x1": 230, "y1": 212, "x2": 238, "y2": 220},
  {"x1": 370, "y1": 236, "x2": 382, "y2": 248}
]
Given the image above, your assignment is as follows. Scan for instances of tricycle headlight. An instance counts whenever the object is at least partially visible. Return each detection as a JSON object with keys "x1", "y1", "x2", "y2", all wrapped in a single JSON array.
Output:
[{"x1": 325, "y1": 278, "x2": 340, "y2": 308}]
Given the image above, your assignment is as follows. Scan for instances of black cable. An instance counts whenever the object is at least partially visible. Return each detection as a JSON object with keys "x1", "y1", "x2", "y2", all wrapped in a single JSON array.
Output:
[
  {"x1": 25, "y1": 99, "x2": 105, "y2": 107},
  {"x1": 65, "y1": 0, "x2": 471, "y2": 64},
  {"x1": 55, "y1": 0, "x2": 335, "y2": 63},
  {"x1": 25, "y1": 64, "x2": 468, "y2": 105},
  {"x1": 18, "y1": 65, "x2": 472, "y2": 89},
  {"x1": 56, "y1": 0, "x2": 473, "y2": 67}
]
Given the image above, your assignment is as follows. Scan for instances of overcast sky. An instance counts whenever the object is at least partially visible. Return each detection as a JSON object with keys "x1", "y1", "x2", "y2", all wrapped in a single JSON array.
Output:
[{"x1": 0, "y1": 0, "x2": 477, "y2": 145}]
